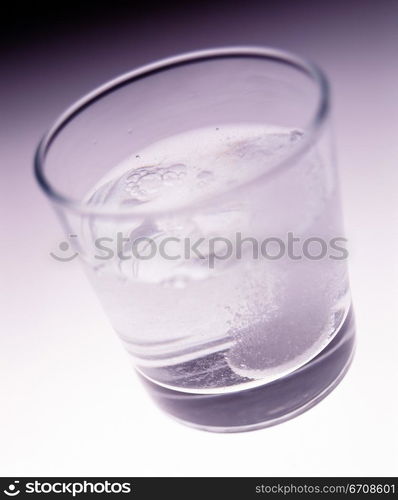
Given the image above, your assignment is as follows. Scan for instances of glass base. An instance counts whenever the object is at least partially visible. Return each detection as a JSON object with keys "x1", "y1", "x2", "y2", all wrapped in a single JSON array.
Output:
[{"x1": 138, "y1": 308, "x2": 356, "y2": 433}]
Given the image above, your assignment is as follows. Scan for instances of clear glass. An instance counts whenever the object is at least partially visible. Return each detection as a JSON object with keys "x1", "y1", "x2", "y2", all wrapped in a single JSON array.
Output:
[{"x1": 35, "y1": 47, "x2": 355, "y2": 431}]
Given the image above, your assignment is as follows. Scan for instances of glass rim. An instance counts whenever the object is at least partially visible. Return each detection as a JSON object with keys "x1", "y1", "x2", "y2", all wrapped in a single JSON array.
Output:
[{"x1": 34, "y1": 46, "x2": 330, "y2": 217}]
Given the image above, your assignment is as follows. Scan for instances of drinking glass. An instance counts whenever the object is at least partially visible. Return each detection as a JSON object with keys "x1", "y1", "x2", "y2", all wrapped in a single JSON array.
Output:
[{"x1": 35, "y1": 47, "x2": 355, "y2": 432}]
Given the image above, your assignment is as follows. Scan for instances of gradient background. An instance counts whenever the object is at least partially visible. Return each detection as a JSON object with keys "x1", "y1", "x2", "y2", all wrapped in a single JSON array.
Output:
[{"x1": 1, "y1": 0, "x2": 397, "y2": 476}]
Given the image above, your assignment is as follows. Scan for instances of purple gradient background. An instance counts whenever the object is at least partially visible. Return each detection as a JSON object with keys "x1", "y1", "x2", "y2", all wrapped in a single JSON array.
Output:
[{"x1": 1, "y1": 0, "x2": 397, "y2": 475}]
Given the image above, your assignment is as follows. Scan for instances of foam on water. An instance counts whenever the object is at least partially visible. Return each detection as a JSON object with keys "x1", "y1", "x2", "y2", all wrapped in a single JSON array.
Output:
[{"x1": 85, "y1": 124, "x2": 305, "y2": 212}]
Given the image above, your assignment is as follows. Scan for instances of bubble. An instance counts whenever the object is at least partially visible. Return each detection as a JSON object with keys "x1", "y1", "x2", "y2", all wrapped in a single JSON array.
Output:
[
  {"x1": 127, "y1": 173, "x2": 142, "y2": 184},
  {"x1": 162, "y1": 170, "x2": 179, "y2": 185},
  {"x1": 140, "y1": 172, "x2": 163, "y2": 192},
  {"x1": 161, "y1": 275, "x2": 189, "y2": 289},
  {"x1": 197, "y1": 170, "x2": 213, "y2": 181},
  {"x1": 290, "y1": 130, "x2": 303, "y2": 142},
  {"x1": 123, "y1": 163, "x2": 190, "y2": 201},
  {"x1": 169, "y1": 164, "x2": 187, "y2": 180}
]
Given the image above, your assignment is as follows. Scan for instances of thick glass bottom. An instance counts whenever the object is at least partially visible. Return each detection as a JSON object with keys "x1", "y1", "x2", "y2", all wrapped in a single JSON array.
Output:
[{"x1": 138, "y1": 308, "x2": 355, "y2": 433}]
